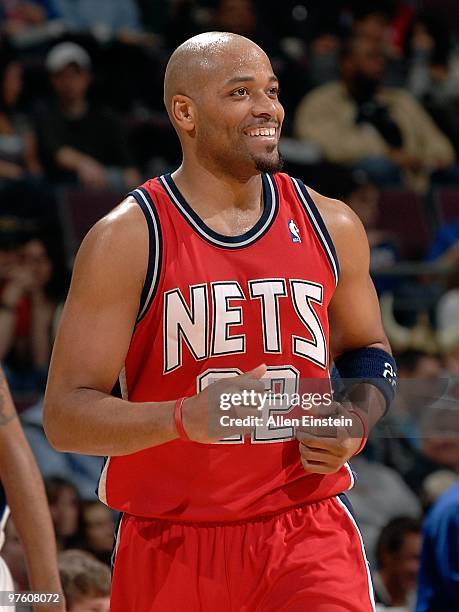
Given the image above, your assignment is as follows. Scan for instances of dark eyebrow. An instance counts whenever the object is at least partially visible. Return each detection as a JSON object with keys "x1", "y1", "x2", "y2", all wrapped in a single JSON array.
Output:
[{"x1": 224, "y1": 74, "x2": 279, "y2": 86}]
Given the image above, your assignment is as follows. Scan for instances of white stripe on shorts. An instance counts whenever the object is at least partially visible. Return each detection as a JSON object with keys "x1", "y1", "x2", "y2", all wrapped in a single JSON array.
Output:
[{"x1": 335, "y1": 496, "x2": 376, "y2": 612}]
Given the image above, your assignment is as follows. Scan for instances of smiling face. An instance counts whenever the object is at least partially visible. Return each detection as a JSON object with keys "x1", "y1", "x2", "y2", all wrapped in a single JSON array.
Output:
[{"x1": 165, "y1": 33, "x2": 285, "y2": 178}]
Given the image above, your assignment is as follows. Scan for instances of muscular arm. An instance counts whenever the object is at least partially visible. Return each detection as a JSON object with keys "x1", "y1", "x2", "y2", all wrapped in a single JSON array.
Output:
[
  {"x1": 316, "y1": 191, "x2": 391, "y2": 422},
  {"x1": 297, "y1": 192, "x2": 392, "y2": 474},
  {"x1": 43, "y1": 199, "x2": 177, "y2": 456},
  {"x1": 0, "y1": 369, "x2": 63, "y2": 608},
  {"x1": 313, "y1": 191, "x2": 390, "y2": 357},
  {"x1": 44, "y1": 197, "x2": 265, "y2": 452}
]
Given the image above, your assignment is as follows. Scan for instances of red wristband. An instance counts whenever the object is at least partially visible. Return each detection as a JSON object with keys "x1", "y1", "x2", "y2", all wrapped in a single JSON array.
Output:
[
  {"x1": 347, "y1": 408, "x2": 368, "y2": 456},
  {"x1": 174, "y1": 397, "x2": 190, "y2": 442}
]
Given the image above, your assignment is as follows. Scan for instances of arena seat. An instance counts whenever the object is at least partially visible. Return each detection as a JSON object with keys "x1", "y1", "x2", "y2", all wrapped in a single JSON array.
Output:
[
  {"x1": 433, "y1": 187, "x2": 459, "y2": 225},
  {"x1": 58, "y1": 187, "x2": 123, "y2": 257},
  {"x1": 376, "y1": 190, "x2": 430, "y2": 260}
]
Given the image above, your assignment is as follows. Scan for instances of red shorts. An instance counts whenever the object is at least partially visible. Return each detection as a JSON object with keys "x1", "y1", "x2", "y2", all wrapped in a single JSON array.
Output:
[{"x1": 110, "y1": 495, "x2": 375, "y2": 612}]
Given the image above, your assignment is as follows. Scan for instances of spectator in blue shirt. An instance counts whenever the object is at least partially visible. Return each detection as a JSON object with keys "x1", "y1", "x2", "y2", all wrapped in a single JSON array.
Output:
[
  {"x1": 416, "y1": 482, "x2": 459, "y2": 611},
  {"x1": 0, "y1": 0, "x2": 59, "y2": 36},
  {"x1": 54, "y1": 0, "x2": 142, "y2": 37},
  {"x1": 426, "y1": 218, "x2": 459, "y2": 265}
]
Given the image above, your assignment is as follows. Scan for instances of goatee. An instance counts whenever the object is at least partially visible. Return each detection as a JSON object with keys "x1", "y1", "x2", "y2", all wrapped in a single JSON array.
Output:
[{"x1": 253, "y1": 151, "x2": 284, "y2": 174}]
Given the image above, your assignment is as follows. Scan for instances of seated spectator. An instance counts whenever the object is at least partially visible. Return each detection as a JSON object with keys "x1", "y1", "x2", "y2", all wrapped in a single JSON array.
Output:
[
  {"x1": 339, "y1": 171, "x2": 399, "y2": 294},
  {"x1": 352, "y1": 4, "x2": 393, "y2": 48},
  {"x1": 307, "y1": 29, "x2": 340, "y2": 88},
  {"x1": 405, "y1": 11, "x2": 455, "y2": 100},
  {"x1": 422, "y1": 0, "x2": 459, "y2": 36},
  {"x1": 424, "y1": 215, "x2": 459, "y2": 356},
  {"x1": 54, "y1": 0, "x2": 142, "y2": 39},
  {"x1": 404, "y1": 399, "x2": 459, "y2": 496},
  {"x1": 35, "y1": 42, "x2": 140, "y2": 190},
  {"x1": 393, "y1": 350, "x2": 443, "y2": 447},
  {"x1": 416, "y1": 482, "x2": 459, "y2": 611},
  {"x1": 436, "y1": 287, "x2": 459, "y2": 352},
  {"x1": 59, "y1": 549, "x2": 110, "y2": 612},
  {"x1": 75, "y1": 501, "x2": 115, "y2": 567},
  {"x1": 0, "y1": 55, "x2": 42, "y2": 182},
  {"x1": 0, "y1": 232, "x2": 68, "y2": 392},
  {"x1": 420, "y1": 469, "x2": 458, "y2": 511},
  {"x1": 0, "y1": 0, "x2": 58, "y2": 37},
  {"x1": 293, "y1": 35, "x2": 455, "y2": 191},
  {"x1": 346, "y1": 454, "x2": 422, "y2": 566},
  {"x1": 45, "y1": 477, "x2": 80, "y2": 551},
  {"x1": 373, "y1": 516, "x2": 422, "y2": 609},
  {"x1": 405, "y1": 10, "x2": 459, "y2": 164},
  {"x1": 426, "y1": 217, "x2": 459, "y2": 268},
  {"x1": 444, "y1": 340, "x2": 459, "y2": 388},
  {"x1": 351, "y1": 2, "x2": 415, "y2": 73},
  {"x1": 211, "y1": 0, "x2": 278, "y2": 57},
  {"x1": 368, "y1": 350, "x2": 443, "y2": 475}
]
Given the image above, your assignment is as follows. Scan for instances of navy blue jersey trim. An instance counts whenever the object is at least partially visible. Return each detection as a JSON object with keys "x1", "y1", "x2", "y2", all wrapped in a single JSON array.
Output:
[
  {"x1": 110, "y1": 511, "x2": 123, "y2": 574},
  {"x1": 0, "y1": 482, "x2": 6, "y2": 527},
  {"x1": 337, "y1": 493, "x2": 357, "y2": 519},
  {"x1": 95, "y1": 456, "x2": 108, "y2": 499},
  {"x1": 291, "y1": 178, "x2": 340, "y2": 285},
  {"x1": 111, "y1": 379, "x2": 122, "y2": 398},
  {"x1": 128, "y1": 188, "x2": 163, "y2": 323},
  {"x1": 159, "y1": 173, "x2": 278, "y2": 249}
]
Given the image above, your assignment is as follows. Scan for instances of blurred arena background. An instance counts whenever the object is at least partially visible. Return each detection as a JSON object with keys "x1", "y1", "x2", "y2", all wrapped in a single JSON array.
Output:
[{"x1": 0, "y1": 1, "x2": 458, "y2": 610}]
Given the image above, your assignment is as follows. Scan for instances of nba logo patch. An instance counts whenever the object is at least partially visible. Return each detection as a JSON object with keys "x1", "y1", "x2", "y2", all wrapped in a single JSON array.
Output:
[{"x1": 288, "y1": 219, "x2": 301, "y2": 243}]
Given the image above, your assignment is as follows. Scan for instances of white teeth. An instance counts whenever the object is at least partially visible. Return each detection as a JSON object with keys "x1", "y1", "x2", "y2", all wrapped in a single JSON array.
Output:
[{"x1": 247, "y1": 127, "x2": 276, "y2": 137}]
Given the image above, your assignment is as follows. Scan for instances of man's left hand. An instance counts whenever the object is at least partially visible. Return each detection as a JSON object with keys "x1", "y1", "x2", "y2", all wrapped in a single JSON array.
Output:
[{"x1": 297, "y1": 402, "x2": 365, "y2": 474}]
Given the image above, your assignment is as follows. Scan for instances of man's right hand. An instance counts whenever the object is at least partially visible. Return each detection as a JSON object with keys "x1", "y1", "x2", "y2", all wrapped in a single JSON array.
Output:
[{"x1": 181, "y1": 364, "x2": 267, "y2": 443}]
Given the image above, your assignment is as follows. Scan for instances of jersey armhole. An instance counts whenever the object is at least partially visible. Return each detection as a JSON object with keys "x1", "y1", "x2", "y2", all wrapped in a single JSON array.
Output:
[
  {"x1": 290, "y1": 177, "x2": 340, "y2": 286},
  {"x1": 128, "y1": 187, "x2": 163, "y2": 323}
]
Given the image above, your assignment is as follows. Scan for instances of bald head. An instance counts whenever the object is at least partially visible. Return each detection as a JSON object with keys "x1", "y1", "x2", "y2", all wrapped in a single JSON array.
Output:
[
  {"x1": 162, "y1": 32, "x2": 284, "y2": 177},
  {"x1": 164, "y1": 32, "x2": 268, "y2": 116}
]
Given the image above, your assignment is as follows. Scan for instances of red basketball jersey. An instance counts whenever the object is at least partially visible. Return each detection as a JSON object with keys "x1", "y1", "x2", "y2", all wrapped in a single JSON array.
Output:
[{"x1": 98, "y1": 172, "x2": 354, "y2": 521}]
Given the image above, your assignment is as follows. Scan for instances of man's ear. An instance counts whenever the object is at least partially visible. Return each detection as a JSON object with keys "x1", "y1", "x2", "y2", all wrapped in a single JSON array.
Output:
[{"x1": 171, "y1": 95, "x2": 196, "y2": 132}]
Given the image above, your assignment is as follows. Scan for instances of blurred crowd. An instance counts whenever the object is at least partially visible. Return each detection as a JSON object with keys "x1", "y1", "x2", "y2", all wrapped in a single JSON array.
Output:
[{"x1": 0, "y1": 1, "x2": 458, "y2": 611}]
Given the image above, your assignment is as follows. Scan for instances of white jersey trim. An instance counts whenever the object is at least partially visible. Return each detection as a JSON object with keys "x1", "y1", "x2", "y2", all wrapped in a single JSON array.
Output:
[
  {"x1": 335, "y1": 496, "x2": 376, "y2": 611},
  {"x1": 131, "y1": 188, "x2": 162, "y2": 321},
  {"x1": 159, "y1": 174, "x2": 278, "y2": 248},
  {"x1": 291, "y1": 177, "x2": 340, "y2": 286}
]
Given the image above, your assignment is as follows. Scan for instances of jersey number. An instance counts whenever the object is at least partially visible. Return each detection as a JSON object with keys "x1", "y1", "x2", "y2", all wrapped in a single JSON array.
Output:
[{"x1": 197, "y1": 366, "x2": 300, "y2": 444}]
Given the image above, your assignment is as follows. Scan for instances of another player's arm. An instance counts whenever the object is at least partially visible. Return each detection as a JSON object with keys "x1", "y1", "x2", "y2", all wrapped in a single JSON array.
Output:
[
  {"x1": 0, "y1": 368, "x2": 64, "y2": 610},
  {"x1": 298, "y1": 192, "x2": 393, "y2": 473},
  {"x1": 44, "y1": 199, "x2": 265, "y2": 455}
]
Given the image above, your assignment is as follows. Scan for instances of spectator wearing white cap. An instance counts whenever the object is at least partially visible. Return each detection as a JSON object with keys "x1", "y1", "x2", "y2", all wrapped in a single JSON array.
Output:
[{"x1": 35, "y1": 42, "x2": 140, "y2": 190}]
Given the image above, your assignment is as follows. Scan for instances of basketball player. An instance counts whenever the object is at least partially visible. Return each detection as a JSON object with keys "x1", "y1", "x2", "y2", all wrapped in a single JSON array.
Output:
[
  {"x1": 0, "y1": 367, "x2": 64, "y2": 610},
  {"x1": 44, "y1": 33, "x2": 397, "y2": 611}
]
